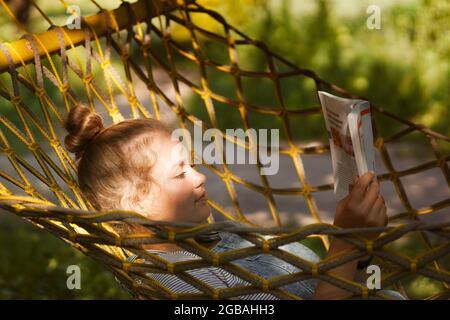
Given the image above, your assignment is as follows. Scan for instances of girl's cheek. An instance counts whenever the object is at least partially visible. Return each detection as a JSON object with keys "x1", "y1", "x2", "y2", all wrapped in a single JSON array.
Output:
[{"x1": 173, "y1": 183, "x2": 193, "y2": 204}]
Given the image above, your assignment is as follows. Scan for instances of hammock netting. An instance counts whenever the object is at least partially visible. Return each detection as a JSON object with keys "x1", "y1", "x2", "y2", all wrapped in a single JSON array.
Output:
[{"x1": 0, "y1": 0, "x2": 448, "y2": 300}]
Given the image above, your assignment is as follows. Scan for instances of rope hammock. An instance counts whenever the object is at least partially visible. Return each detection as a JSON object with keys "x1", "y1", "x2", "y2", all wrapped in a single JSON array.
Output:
[{"x1": 0, "y1": 0, "x2": 448, "y2": 300}]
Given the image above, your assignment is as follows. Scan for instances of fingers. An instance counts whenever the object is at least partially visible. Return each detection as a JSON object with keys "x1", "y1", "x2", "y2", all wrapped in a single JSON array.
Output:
[
  {"x1": 372, "y1": 195, "x2": 384, "y2": 211},
  {"x1": 362, "y1": 181, "x2": 380, "y2": 210},
  {"x1": 376, "y1": 205, "x2": 388, "y2": 228},
  {"x1": 349, "y1": 176, "x2": 357, "y2": 193},
  {"x1": 367, "y1": 195, "x2": 388, "y2": 227},
  {"x1": 351, "y1": 171, "x2": 375, "y2": 201},
  {"x1": 381, "y1": 205, "x2": 388, "y2": 226}
]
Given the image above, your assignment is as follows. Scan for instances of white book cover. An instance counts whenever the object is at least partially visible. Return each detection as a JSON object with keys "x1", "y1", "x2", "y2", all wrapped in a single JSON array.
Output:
[{"x1": 318, "y1": 91, "x2": 376, "y2": 200}]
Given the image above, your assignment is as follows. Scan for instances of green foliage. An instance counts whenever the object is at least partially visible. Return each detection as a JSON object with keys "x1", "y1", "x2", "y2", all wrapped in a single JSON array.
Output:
[
  {"x1": 0, "y1": 214, "x2": 131, "y2": 299},
  {"x1": 193, "y1": 0, "x2": 450, "y2": 143}
]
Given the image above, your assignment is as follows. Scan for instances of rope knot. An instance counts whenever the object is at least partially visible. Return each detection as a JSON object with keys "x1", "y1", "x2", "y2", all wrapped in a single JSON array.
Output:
[
  {"x1": 262, "y1": 239, "x2": 270, "y2": 253},
  {"x1": 168, "y1": 231, "x2": 175, "y2": 243},
  {"x1": 375, "y1": 137, "x2": 384, "y2": 149},
  {"x1": 101, "y1": 60, "x2": 111, "y2": 69},
  {"x1": 122, "y1": 261, "x2": 131, "y2": 272},
  {"x1": 35, "y1": 87, "x2": 46, "y2": 98},
  {"x1": 83, "y1": 74, "x2": 94, "y2": 85},
  {"x1": 12, "y1": 204, "x2": 25, "y2": 212},
  {"x1": 230, "y1": 66, "x2": 239, "y2": 76},
  {"x1": 212, "y1": 253, "x2": 219, "y2": 267},
  {"x1": 11, "y1": 96, "x2": 22, "y2": 105},
  {"x1": 66, "y1": 181, "x2": 77, "y2": 189},
  {"x1": 311, "y1": 264, "x2": 319, "y2": 277},
  {"x1": 269, "y1": 72, "x2": 278, "y2": 80},
  {"x1": 110, "y1": 109, "x2": 124, "y2": 122},
  {"x1": 174, "y1": 107, "x2": 185, "y2": 116},
  {"x1": 68, "y1": 231, "x2": 77, "y2": 243},
  {"x1": 389, "y1": 173, "x2": 398, "y2": 181},
  {"x1": 23, "y1": 185, "x2": 34, "y2": 195},
  {"x1": 361, "y1": 286, "x2": 369, "y2": 299},
  {"x1": 227, "y1": 36, "x2": 236, "y2": 46},
  {"x1": 222, "y1": 170, "x2": 231, "y2": 181},
  {"x1": 60, "y1": 83, "x2": 70, "y2": 93},
  {"x1": 28, "y1": 142, "x2": 39, "y2": 151},
  {"x1": 128, "y1": 95, "x2": 138, "y2": 106},
  {"x1": 49, "y1": 183, "x2": 59, "y2": 193},
  {"x1": 261, "y1": 279, "x2": 269, "y2": 292},
  {"x1": 437, "y1": 157, "x2": 446, "y2": 168},
  {"x1": 121, "y1": 51, "x2": 130, "y2": 61},
  {"x1": 278, "y1": 108, "x2": 287, "y2": 117},
  {"x1": 141, "y1": 41, "x2": 151, "y2": 51},
  {"x1": 4, "y1": 147, "x2": 14, "y2": 157},
  {"x1": 365, "y1": 240, "x2": 373, "y2": 255},
  {"x1": 410, "y1": 259, "x2": 417, "y2": 273},
  {"x1": 115, "y1": 236, "x2": 122, "y2": 247},
  {"x1": 50, "y1": 139, "x2": 60, "y2": 148}
]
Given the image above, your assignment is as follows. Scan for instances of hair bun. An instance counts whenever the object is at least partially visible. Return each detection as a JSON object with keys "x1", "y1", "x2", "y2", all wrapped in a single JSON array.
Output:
[{"x1": 64, "y1": 104, "x2": 105, "y2": 159}]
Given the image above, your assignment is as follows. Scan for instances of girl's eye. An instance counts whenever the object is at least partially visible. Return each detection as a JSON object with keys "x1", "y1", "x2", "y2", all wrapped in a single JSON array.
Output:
[{"x1": 176, "y1": 172, "x2": 186, "y2": 179}]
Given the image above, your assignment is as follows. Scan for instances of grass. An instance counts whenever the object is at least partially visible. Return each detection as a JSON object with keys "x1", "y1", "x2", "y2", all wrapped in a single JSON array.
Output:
[{"x1": 0, "y1": 212, "x2": 131, "y2": 299}]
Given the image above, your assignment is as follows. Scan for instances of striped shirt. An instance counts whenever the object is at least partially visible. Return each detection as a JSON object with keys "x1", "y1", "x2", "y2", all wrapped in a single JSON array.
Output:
[
  {"x1": 119, "y1": 231, "x2": 320, "y2": 299},
  {"x1": 129, "y1": 249, "x2": 280, "y2": 300}
]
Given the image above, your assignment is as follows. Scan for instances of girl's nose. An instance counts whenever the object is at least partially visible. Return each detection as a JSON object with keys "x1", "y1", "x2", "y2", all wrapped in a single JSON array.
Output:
[{"x1": 194, "y1": 169, "x2": 206, "y2": 188}]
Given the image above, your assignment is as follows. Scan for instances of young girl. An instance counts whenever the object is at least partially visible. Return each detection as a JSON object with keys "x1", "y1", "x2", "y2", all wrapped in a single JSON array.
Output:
[{"x1": 64, "y1": 104, "x2": 403, "y2": 300}]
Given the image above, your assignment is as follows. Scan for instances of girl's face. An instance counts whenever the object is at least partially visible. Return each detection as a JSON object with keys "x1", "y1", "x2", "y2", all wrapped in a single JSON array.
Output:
[{"x1": 142, "y1": 131, "x2": 211, "y2": 223}]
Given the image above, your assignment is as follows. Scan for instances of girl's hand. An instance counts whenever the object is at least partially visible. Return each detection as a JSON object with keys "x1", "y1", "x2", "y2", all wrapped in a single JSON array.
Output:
[
  {"x1": 313, "y1": 171, "x2": 387, "y2": 299},
  {"x1": 333, "y1": 171, "x2": 388, "y2": 240}
]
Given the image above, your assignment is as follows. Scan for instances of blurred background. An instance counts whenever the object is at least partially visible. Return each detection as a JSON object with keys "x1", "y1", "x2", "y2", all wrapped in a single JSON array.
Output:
[{"x1": 0, "y1": 0, "x2": 448, "y2": 299}]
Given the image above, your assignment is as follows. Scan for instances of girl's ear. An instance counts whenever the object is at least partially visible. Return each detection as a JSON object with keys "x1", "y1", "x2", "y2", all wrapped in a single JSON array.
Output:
[{"x1": 119, "y1": 190, "x2": 147, "y2": 214}]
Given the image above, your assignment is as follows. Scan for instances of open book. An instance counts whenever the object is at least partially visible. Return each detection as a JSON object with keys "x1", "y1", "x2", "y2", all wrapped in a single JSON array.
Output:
[{"x1": 318, "y1": 91, "x2": 376, "y2": 201}]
